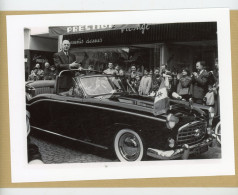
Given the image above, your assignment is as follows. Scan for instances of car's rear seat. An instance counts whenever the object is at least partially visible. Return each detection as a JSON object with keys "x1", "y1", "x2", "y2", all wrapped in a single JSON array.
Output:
[{"x1": 34, "y1": 86, "x2": 55, "y2": 96}]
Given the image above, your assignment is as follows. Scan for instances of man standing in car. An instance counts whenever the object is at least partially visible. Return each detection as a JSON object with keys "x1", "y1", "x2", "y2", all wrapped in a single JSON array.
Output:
[{"x1": 53, "y1": 40, "x2": 80, "y2": 74}]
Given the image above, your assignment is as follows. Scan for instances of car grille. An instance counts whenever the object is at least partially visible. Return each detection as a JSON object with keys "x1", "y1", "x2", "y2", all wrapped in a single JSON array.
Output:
[{"x1": 177, "y1": 121, "x2": 207, "y2": 146}]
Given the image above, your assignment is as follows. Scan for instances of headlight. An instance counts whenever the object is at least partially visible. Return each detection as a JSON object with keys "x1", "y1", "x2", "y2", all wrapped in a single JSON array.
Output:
[
  {"x1": 168, "y1": 137, "x2": 175, "y2": 148},
  {"x1": 208, "y1": 107, "x2": 215, "y2": 118},
  {"x1": 166, "y1": 114, "x2": 179, "y2": 129}
]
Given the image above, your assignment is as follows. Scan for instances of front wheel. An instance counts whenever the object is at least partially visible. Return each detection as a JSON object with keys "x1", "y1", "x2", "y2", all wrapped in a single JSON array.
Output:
[{"x1": 114, "y1": 129, "x2": 144, "y2": 162}]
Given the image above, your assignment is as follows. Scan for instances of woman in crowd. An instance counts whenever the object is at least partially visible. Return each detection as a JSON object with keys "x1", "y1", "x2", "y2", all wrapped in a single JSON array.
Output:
[
  {"x1": 176, "y1": 68, "x2": 192, "y2": 100},
  {"x1": 28, "y1": 67, "x2": 40, "y2": 81},
  {"x1": 43, "y1": 62, "x2": 51, "y2": 80},
  {"x1": 138, "y1": 68, "x2": 152, "y2": 95}
]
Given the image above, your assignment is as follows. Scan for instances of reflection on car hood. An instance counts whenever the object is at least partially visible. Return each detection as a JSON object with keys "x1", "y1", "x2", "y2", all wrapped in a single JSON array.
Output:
[{"x1": 89, "y1": 93, "x2": 203, "y2": 118}]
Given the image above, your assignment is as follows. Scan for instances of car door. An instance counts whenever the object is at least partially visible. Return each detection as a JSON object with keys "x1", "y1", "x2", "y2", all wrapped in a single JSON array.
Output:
[{"x1": 46, "y1": 75, "x2": 88, "y2": 140}]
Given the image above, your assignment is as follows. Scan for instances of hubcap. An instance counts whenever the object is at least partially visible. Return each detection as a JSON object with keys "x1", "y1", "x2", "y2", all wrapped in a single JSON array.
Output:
[{"x1": 118, "y1": 133, "x2": 141, "y2": 161}]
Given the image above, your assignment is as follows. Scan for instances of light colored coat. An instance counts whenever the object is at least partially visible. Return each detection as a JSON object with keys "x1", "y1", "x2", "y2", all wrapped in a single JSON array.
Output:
[{"x1": 139, "y1": 75, "x2": 152, "y2": 95}]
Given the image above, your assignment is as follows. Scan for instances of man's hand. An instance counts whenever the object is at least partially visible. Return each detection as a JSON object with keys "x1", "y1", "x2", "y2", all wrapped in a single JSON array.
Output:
[
  {"x1": 69, "y1": 61, "x2": 80, "y2": 69},
  {"x1": 193, "y1": 72, "x2": 198, "y2": 77}
]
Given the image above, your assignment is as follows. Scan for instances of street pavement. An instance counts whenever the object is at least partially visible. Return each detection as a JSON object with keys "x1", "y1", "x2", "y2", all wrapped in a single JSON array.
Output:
[{"x1": 30, "y1": 131, "x2": 221, "y2": 164}]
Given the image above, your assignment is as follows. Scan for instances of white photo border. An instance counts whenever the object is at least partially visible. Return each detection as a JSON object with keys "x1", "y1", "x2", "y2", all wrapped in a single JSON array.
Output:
[{"x1": 7, "y1": 9, "x2": 234, "y2": 183}]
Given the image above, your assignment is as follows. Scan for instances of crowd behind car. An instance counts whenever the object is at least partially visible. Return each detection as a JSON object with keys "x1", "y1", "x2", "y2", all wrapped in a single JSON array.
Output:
[
  {"x1": 101, "y1": 61, "x2": 219, "y2": 112},
  {"x1": 27, "y1": 59, "x2": 219, "y2": 109}
]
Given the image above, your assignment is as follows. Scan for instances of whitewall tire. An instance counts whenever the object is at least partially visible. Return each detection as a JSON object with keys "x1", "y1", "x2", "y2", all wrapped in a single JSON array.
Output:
[{"x1": 114, "y1": 129, "x2": 144, "y2": 162}]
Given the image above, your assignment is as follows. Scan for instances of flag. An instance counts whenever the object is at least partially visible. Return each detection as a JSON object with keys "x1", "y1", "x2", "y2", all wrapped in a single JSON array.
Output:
[{"x1": 153, "y1": 78, "x2": 170, "y2": 116}]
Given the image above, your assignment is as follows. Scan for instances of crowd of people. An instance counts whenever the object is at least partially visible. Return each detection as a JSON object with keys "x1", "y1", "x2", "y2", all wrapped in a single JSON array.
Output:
[
  {"x1": 27, "y1": 62, "x2": 57, "y2": 81},
  {"x1": 101, "y1": 60, "x2": 219, "y2": 108},
  {"x1": 27, "y1": 39, "x2": 219, "y2": 109}
]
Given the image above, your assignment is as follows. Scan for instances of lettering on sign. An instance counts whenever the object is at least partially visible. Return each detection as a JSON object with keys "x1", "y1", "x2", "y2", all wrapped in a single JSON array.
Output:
[
  {"x1": 70, "y1": 38, "x2": 103, "y2": 45},
  {"x1": 67, "y1": 25, "x2": 115, "y2": 33},
  {"x1": 121, "y1": 24, "x2": 150, "y2": 34}
]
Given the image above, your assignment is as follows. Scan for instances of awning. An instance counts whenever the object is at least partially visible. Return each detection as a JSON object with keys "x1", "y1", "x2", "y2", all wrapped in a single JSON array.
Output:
[{"x1": 49, "y1": 24, "x2": 143, "y2": 36}]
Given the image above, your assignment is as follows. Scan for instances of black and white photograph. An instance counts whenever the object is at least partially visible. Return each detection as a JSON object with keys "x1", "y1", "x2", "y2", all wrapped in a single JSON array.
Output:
[
  {"x1": 7, "y1": 9, "x2": 235, "y2": 182},
  {"x1": 25, "y1": 22, "x2": 221, "y2": 164}
]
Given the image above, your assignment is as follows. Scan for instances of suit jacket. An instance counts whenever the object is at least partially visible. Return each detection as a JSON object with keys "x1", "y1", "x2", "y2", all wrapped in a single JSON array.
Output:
[
  {"x1": 53, "y1": 51, "x2": 76, "y2": 74},
  {"x1": 192, "y1": 70, "x2": 208, "y2": 99}
]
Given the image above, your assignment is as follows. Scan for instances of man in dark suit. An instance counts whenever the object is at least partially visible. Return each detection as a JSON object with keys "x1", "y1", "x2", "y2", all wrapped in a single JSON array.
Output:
[
  {"x1": 191, "y1": 61, "x2": 209, "y2": 104},
  {"x1": 53, "y1": 40, "x2": 80, "y2": 74}
]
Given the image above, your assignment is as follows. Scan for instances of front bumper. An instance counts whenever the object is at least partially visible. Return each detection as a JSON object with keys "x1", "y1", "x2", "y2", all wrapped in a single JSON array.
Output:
[{"x1": 147, "y1": 135, "x2": 217, "y2": 160}]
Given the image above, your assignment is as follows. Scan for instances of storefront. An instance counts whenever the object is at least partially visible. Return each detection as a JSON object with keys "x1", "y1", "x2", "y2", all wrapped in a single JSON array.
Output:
[
  {"x1": 49, "y1": 22, "x2": 217, "y2": 74},
  {"x1": 24, "y1": 28, "x2": 58, "y2": 80}
]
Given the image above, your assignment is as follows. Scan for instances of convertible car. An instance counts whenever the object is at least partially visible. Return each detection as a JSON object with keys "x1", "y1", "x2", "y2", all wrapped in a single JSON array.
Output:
[{"x1": 26, "y1": 69, "x2": 216, "y2": 162}]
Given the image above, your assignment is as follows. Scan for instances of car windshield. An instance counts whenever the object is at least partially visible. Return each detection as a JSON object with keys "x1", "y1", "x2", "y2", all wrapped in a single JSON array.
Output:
[{"x1": 78, "y1": 76, "x2": 127, "y2": 96}]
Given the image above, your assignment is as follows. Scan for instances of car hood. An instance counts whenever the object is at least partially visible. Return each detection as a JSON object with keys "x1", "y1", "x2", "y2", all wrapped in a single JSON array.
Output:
[{"x1": 84, "y1": 93, "x2": 204, "y2": 119}]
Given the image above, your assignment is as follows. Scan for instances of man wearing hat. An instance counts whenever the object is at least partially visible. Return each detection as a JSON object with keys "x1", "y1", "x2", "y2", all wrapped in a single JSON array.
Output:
[{"x1": 53, "y1": 40, "x2": 80, "y2": 74}]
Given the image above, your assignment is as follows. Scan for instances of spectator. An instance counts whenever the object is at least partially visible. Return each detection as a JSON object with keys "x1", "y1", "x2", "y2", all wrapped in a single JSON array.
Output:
[
  {"x1": 176, "y1": 68, "x2": 192, "y2": 100},
  {"x1": 150, "y1": 68, "x2": 162, "y2": 96},
  {"x1": 28, "y1": 67, "x2": 39, "y2": 81},
  {"x1": 35, "y1": 63, "x2": 44, "y2": 80},
  {"x1": 204, "y1": 85, "x2": 215, "y2": 106},
  {"x1": 133, "y1": 74, "x2": 141, "y2": 93},
  {"x1": 43, "y1": 62, "x2": 51, "y2": 80},
  {"x1": 160, "y1": 64, "x2": 170, "y2": 76},
  {"x1": 128, "y1": 65, "x2": 137, "y2": 85},
  {"x1": 138, "y1": 68, "x2": 152, "y2": 95},
  {"x1": 103, "y1": 62, "x2": 116, "y2": 75},
  {"x1": 160, "y1": 64, "x2": 172, "y2": 89},
  {"x1": 118, "y1": 69, "x2": 128, "y2": 90},
  {"x1": 87, "y1": 65, "x2": 95, "y2": 75},
  {"x1": 49, "y1": 65, "x2": 57, "y2": 80},
  {"x1": 115, "y1": 64, "x2": 120, "y2": 75},
  {"x1": 53, "y1": 40, "x2": 80, "y2": 74},
  {"x1": 191, "y1": 61, "x2": 209, "y2": 104}
]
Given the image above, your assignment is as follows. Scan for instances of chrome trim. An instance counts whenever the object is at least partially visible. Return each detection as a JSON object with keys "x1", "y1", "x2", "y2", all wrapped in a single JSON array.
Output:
[
  {"x1": 31, "y1": 126, "x2": 108, "y2": 150},
  {"x1": 177, "y1": 121, "x2": 202, "y2": 132},
  {"x1": 26, "y1": 99, "x2": 166, "y2": 122},
  {"x1": 147, "y1": 137, "x2": 213, "y2": 160},
  {"x1": 177, "y1": 121, "x2": 207, "y2": 145}
]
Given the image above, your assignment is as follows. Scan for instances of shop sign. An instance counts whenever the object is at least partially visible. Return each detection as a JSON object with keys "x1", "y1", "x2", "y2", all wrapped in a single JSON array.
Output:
[
  {"x1": 120, "y1": 24, "x2": 150, "y2": 34},
  {"x1": 70, "y1": 38, "x2": 103, "y2": 45},
  {"x1": 49, "y1": 24, "x2": 150, "y2": 36}
]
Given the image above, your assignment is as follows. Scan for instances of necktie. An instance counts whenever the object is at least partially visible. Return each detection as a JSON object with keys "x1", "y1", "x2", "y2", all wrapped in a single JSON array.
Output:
[{"x1": 65, "y1": 52, "x2": 69, "y2": 63}]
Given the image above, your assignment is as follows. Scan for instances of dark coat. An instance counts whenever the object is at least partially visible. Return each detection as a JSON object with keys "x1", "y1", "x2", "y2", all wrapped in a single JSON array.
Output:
[
  {"x1": 177, "y1": 76, "x2": 192, "y2": 95},
  {"x1": 192, "y1": 70, "x2": 209, "y2": 99},
  {"x1": 151, "y1": 75, "x2": 162, "y2": 93},
  {"x1": 53, "y1": 51, "x2": 76, "y2": 74}
]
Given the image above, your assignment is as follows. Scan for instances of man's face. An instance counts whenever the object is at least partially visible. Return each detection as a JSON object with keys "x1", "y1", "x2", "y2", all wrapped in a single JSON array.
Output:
[
  {"x1": 45, "y1": 63, "x2": 50, "y2": 68},
  {"x1": 62, "y1": 40, "x2": 70, "y2": 52},
  {"x1": 196, "y1": 62, "x2": 203, "y2": 71},
  {"x1": 35, "y1": 64, "x2": 40, "y2": 69},
  {"x1": 119, "y1": 70, "x2": 124, "y2": 76},
  {"x1": 154, "y1": 69, "x2": 159, "y2": 76},
  {"x1": 182, "y1": 70, "x2": 188, "y2": 76},
  {"x1": 131, "y1": 66, "x2": 136, "y2": 72},
  {"x1": 108, "y1": 63, "x2": 113, "y2": 69}
]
